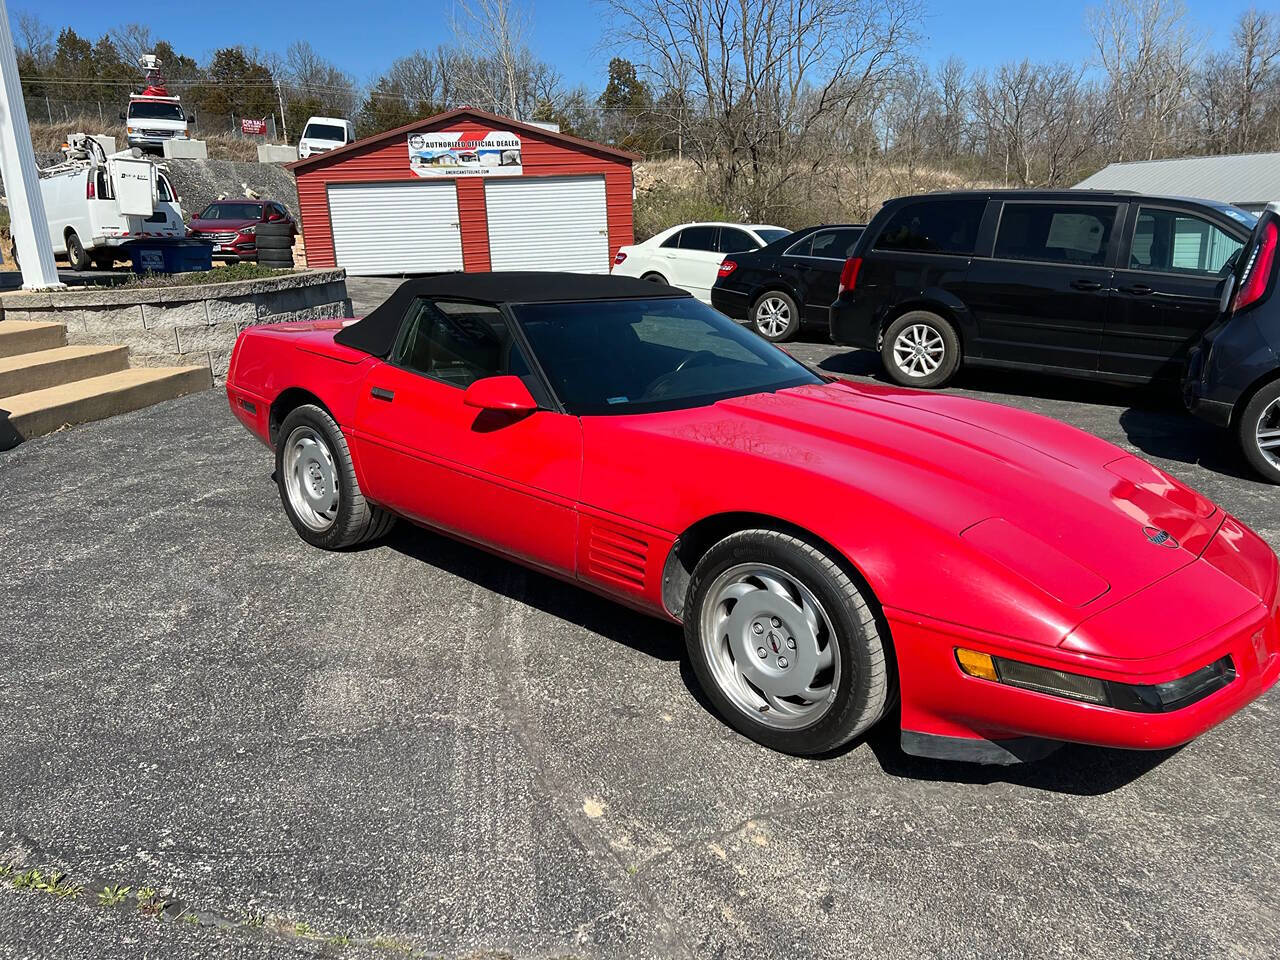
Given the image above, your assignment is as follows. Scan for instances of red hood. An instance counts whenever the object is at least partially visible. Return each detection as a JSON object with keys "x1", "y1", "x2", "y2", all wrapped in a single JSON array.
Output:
[
  {"x1": 190, "y1": 217, "x2": 259, "y2": 232},
  {"x1": 620, "y1": 380, "x2": 1225, "y2": 618}
]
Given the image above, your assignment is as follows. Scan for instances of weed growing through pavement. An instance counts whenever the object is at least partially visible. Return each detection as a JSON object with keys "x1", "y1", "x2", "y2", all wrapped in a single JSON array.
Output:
[{"x1": 97, "y1": 884, "x2": 131, "y2": 907}]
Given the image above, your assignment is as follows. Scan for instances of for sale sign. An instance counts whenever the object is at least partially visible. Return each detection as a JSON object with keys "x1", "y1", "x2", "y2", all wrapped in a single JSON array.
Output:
[
  {"x1": 241, "y1": 118, "x2": 267, "y2": 136},
  {"x1": 408, "y1": 131, "x2": 522, "y2": 177}
]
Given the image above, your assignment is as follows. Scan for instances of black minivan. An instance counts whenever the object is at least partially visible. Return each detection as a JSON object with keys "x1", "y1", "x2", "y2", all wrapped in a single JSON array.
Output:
[
  {"x1": 830, "y1": 190, "x2": 1256, "y2": 389},
  {"x1": 1184, "y1": 203, "x2": 1280, "y2": 483}
]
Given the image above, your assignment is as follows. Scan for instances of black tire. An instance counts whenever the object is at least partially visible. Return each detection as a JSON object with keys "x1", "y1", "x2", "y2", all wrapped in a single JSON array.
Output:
[
  {"x1": 256, "y1": 221, "x2": 294, "y2": 238},
  {"x1": 274, "y1": 404, "x2": 396, "y2": 549},
  {"x1": 684, "y1": 529, "x2": 891, "y2": 756},
  {"x1": 750, "y1": 290, "x2": 801, "y2": 342},
  {"x1": 65, "y1": 231, "x2": 90, "y2": 271},
  {"x1": 1237, "y1": 379, "x2": 1280, "y2": 484},
  {"x1": 641, "y1": 272, "x2": 668, "y2": 284},
  {"x1": 880, "y1": 310, "x2": 961, "y2": 388},
  {"x1": 91, "y1": 251, "x2": 115, "y2": 270},
  {"x1": 257, "y1": 255, "x2": 294, "y2": 269},
  {"x1": 254, "y1": 235, "x2": 294, "y2": 251}
]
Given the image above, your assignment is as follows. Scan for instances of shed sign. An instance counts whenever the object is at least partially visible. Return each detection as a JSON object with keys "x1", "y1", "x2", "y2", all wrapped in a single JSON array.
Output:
[{"x1": 408, "y1": 131, "x2": 522, "y2": 177}]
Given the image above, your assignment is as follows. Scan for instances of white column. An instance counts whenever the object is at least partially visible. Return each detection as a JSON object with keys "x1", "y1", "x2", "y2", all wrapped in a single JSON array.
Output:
[{"x1": 0, "y1": 0, "x2": 63, "y2": 289}]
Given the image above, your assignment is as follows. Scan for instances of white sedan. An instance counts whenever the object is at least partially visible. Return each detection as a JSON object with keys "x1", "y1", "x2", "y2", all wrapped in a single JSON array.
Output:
[{"x1": 611, "y1": 222, "x2": 791, "y2": 303}]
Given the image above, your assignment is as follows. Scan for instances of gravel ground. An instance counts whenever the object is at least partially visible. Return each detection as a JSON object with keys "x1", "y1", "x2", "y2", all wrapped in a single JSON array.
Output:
[{"x1": 1, "y1": 278, "x2": 1277, "y2": 959}]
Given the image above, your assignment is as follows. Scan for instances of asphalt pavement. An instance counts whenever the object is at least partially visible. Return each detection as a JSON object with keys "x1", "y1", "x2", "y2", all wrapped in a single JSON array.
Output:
[{"x1": 1, "y1": 277, "x2": 1277, "y2": 959}]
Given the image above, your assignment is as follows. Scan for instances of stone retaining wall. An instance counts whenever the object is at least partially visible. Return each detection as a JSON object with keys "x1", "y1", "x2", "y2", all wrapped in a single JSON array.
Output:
[{"x1": 0, "y1": 269, "x2": 351, "y2": 380}]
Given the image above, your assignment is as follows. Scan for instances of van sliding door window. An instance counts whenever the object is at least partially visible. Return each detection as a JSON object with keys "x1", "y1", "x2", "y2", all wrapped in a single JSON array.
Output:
[{"x1": 994, "y1": 203, "x2": 1117, "y2": 267}]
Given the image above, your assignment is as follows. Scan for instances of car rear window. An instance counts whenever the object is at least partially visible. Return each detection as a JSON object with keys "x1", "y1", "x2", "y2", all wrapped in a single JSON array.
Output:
[
  {"x1": 995, "y1": 203, "x2": 1117, "y2": 267},
  {"x1": 810, "y1": 228, "x2": 863, "y2": 259},
  {"x1": 718, "y1": 228, "x2": 758, "y2": 253},
  {"x1": 1131, "y1": 207, "x2": 1243, "y2": 275},
  {"x1": 874, "y1": 198, "x2": 986, "y2": 255}
]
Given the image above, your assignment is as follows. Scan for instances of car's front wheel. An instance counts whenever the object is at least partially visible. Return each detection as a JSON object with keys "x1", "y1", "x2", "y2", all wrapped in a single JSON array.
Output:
[
  {"x1": 1238, "y1": 380, "x2": 1280, "y2": 484},
  {"x1": 684, "y1": 529, "x2": 891, "y2": 755},
  {"x1": 880, "y1": 311, "x2": 961, "y2": 388},
  {"x1": 275, "y1": 404, "x2": 396, "y2": 549}
]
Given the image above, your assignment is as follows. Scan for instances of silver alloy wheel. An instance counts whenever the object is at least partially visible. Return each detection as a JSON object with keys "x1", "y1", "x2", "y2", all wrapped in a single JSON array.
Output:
[
  {"x1": 1257, "y1": 397, "x2": 1280, "y2": 471},
  {"x1": 283, "y1": 425, "x2": 340, "y2": 532},
  {"x1": 699, "y1": 562, "x2": 842, "y2": 730},
  {"x1": 755, "y1": 297, "x2": 792, "y2": 338},
  {"x1": 892, "y1": 323, "x2": 946, "y2": 378}
]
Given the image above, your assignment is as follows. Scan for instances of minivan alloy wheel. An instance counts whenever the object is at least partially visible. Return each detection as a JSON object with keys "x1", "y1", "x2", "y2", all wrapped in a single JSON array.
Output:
[
  {"x1": 1257, "y1": 397, "x2": 1280, "y2": 471},
  {"x1": 892, "y1": 323, "x2": 946, "y2": 378},
  {"x1": 755, "y1": 296, "x2": 792, "y2": 338}
]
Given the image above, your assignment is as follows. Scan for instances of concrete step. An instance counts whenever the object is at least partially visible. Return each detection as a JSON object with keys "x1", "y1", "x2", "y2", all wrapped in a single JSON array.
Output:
[
  {"x1": 0, "y1": 320, "x2": 67, "y2": 358},
  {"x1": 0, "y1": 366, "x2": 212, "y2": 450},
  {"x1": 0, "y1": 345, "x2": 130, "y2": 399}
]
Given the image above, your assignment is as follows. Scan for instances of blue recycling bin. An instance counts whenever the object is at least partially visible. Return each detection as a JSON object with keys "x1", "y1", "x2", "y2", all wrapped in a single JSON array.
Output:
[{"x1": 123, "y1": 239, "x2": 215, "y2": 275}]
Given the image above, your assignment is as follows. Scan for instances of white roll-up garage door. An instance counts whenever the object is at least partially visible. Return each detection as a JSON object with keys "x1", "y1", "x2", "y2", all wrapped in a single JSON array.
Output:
[
  {"x1": 485, "y1": 175, "x2": 610, "y2": 273},
  {"x1": 327, "y1": 181, "x2": 463, "y2": 276}
]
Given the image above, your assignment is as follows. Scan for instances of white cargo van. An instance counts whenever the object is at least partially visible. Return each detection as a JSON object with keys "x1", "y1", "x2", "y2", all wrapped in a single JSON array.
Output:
[
  {"x1": 297, "y1": 117, "x2": 354, "y2": 159},
  {"x1": 123, "y1": 95, "x2": 191, "y2": 153},
  {"x1": 39, "y1": 139, "x2": 185, "y2": 270}
]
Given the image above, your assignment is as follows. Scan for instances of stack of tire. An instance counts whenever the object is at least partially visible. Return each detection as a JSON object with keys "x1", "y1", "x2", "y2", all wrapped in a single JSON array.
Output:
[{"x1": 255, "y1": 221, "x2": 295, "y2": 269}]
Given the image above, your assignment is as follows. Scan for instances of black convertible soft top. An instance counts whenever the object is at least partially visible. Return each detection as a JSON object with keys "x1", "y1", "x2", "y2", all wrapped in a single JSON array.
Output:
[{"x1": 334, "y1": 271, "x2": 690, "y2": 358}]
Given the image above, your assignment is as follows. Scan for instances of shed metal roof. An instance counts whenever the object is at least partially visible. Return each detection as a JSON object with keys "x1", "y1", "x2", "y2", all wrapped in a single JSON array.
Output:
[{"x1": 1075, "y1": 152, "x2": 1280, "y2": 206}]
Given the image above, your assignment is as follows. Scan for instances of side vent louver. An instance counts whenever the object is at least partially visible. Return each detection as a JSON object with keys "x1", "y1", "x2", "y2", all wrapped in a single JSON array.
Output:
[{"x1": 586, "y1": 524, "x2": 649, "y2": 590}]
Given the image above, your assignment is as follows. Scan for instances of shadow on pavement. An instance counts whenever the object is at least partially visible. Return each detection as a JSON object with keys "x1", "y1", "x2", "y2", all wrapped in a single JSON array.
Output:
[
  {"x1": 384, "y1": 521, "x2": 684, "y2": 664},
  {"x1": 861, "y1": 711, "x2": 1179, "y2": 795}
]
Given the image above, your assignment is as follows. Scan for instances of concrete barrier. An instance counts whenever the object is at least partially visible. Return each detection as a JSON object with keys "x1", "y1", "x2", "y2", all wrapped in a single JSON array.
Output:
[
  {"x1": 257, "y1": 144, "x2": 299, "y2": 164},
  {"x1": 0, "y1": 269, "x2": 352, "y2": 381},
  {"x1": 163, "y1": 139, "x2": 209, "y2": 160}
]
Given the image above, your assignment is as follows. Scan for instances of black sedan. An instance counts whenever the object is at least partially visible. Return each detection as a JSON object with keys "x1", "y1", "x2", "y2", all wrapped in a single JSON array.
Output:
[{"x1": 711, "y1": 224, "x2": 864, "y2": 341}]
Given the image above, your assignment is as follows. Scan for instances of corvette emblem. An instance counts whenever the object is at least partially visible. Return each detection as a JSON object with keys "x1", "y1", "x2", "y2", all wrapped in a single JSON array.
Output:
[{"x1": 1142, "y1": 526, "x2": 1179, "y2": 549}]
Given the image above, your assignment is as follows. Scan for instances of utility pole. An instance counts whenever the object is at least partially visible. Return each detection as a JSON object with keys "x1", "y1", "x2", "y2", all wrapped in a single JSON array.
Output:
[
  {"x1": 274, "y1": 78, "x2": 289, "y2": 145},
  {"x1": 0, "y1": 0, "x2": 62, "y2": 289}
]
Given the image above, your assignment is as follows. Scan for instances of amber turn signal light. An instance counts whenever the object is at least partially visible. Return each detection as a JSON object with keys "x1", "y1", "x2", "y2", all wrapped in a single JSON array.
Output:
[{"x1": 955, "y1": 648, "x2": 998, "y2": 681}]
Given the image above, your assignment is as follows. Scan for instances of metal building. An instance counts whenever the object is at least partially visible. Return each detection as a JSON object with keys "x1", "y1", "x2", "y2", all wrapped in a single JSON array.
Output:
[{"x1": 1075, "y1": 153, "x2": 1280, "y2": 213}]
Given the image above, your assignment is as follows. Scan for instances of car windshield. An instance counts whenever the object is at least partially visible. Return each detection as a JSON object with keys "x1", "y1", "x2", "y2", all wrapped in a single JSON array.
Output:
[
  {"x1": 128, "y1": 101, "x2": 185, "y2": 121},
  {"x1": 755, "y1": 228, "x2": 791, "y2": 244},
  {"x1": 303, "y1": 123, "x2": 347, "y2": 142},
  {"x1": 515, "y1": 297, "x2": 822, "y2": 415},
  {"x1": 199, "y1": 203, "x2": 262, "y2": 221}
]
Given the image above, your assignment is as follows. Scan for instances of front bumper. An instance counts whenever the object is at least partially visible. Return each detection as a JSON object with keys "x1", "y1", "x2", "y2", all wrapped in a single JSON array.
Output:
[{"x1": 891, "y1": 519, "x2": 1280, "y2": 756}]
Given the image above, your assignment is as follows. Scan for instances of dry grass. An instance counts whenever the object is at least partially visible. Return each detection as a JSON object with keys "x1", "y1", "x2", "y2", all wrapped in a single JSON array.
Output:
[
  {"x1": 30, "y1": 118, "x2": 261, "y2": 163},
  {"x1": 633, "y1": 157, "x2": 997, "y2": 237}
]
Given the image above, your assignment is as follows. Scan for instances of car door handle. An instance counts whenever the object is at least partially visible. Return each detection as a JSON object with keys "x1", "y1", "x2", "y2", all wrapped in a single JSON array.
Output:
[
  {"x1": 370, "y1": 386, "x2": 394, "y2": 401},
  {"x1": 1119, "y1": 284, "x2": 1153, "y2": 296},
  {"x1": 1070, "y1": 279, "x2": 1103, "y2": 291}
]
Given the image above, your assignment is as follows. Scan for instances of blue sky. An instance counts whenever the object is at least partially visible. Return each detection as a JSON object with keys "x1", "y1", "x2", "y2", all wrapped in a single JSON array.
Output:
[{"x1": 16, "y1": 0, "x2": 1268, "y2": 91}]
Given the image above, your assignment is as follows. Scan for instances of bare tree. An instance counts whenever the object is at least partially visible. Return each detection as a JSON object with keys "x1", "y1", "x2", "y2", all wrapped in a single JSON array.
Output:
[
  {"x1": 14, "y1": 12, "x2": 53, "y2": 68},
  {"x1": 1088, "y1": 0, "x2": 1199, "y2": 160},
  {"x1": 604, "y1": 0, "x2": 920, "y2": 219},
  {"x1": 109, "y1": 23, "x2": 154, "y2": 67},
  {"x1": 451, "y1": 0, "x2": 531, "y2": 117}
]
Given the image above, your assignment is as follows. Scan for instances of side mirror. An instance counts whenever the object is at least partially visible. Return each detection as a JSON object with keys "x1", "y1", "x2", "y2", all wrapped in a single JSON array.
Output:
[
  {"x1": 463, "y1": 375, "x2": 537, "y2": 414},
  {"x1": 119, "y1": 112, "x2": 127, "y2": 121},
  {"x1": 188, "y1": 113, "x2": 197, "y2": 124}
]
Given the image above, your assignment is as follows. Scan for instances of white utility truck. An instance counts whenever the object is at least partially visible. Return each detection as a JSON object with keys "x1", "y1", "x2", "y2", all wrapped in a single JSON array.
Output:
[
  {"x1": 297, "y1": 117, "x2": 355, "y2": 159},
  {"x1": 37, "y1": 134, "x2": 185, "y2": 271}
]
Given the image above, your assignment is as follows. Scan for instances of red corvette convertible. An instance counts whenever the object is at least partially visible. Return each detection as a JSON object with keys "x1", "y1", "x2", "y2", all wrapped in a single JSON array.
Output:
[{"x1": 226, "y1": 273, "x2": 1280, "y2": 764}]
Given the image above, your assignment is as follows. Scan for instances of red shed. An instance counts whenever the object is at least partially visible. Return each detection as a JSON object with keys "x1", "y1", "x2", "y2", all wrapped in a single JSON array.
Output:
[{"x1": 287, "y1": 108, "x2": 637, "y2": 276}]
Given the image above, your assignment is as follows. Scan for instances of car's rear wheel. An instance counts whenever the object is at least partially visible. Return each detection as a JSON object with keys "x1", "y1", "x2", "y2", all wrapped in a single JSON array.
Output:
[
  {"x1": 275, "y1": 404, "x2": 396, "y2": 549},
  {"x1": 880, "y1": 311, "x2": 960, "y2": 388},
  {"x1": 751, "y1": 291, "x2": 800, "y2": 342},
  {"x1": 684, "y1": 529, "x2": 891, "y2": 755},
  {"x1": 1238, "y1": 380, "x2": 1280, "y2": 484},
  {"x1": 641, "y1": 271, "x2": 668, "y2": 284},
  {"x1": 65, "y1": 231, "x2": 90, "y2": 271}
]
